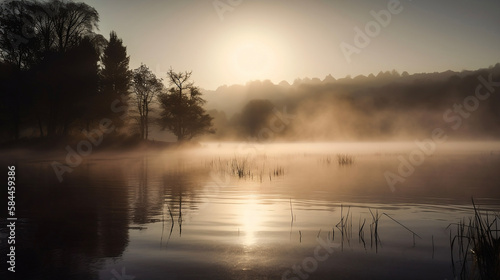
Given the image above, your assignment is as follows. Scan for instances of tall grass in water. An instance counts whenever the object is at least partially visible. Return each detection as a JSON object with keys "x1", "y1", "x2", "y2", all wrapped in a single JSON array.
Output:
[
  {"x1": 206, "y1": 156, "x2": 252, "y2": 178},
  {"x1": 230, "y1": 157, "x2": 248, "y2": 178},
  {"x1": 207, "y1": 156, "x2": 285, "y2": 181},
  {"x1": 333, "y1": 206, "x2": 419, "y2": 252},
  {"x1": 319, "y1": 154, "x2": 355, "y2": 166},
  {"x1": 369, "y1": 208, "x2": 381, "y2": 252},
  {"x1": 337, "y1": 153, "x2": 355, "y2": 166},
  {"x1": 336, "y1": 205, "x2": 352, "y2": 251},
  {"x1": 449, "y1": 199, "x2": 500, "y2": 280}
]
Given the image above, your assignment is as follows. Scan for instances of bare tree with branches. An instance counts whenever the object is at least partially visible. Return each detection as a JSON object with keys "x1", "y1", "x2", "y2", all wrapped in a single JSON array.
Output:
[
  {"x1": 158, "y1": 69, "x2": 214, "y2": 142},
  {"x1": 131, "y1": 64, "x2": 164, "y2": 140}
]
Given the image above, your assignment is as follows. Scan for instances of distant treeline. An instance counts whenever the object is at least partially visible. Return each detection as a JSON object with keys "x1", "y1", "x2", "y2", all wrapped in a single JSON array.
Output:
[{"x1": 205, "y1": 65, "x2": 500, "y2": 141}]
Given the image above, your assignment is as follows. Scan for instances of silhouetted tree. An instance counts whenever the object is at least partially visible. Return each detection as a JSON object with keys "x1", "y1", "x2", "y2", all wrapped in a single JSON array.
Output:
[
  {"x1": 35, "y1": 0, "x2": 99, "y2": 54},
  {"x1": 34, "y1": 37, "x2": 100, "y2": 136},
  {"x1": 0, "y1": 0, "x2": 101, "y2": 138},
  {"x1": 0, "y1": 62, "x2": 25, "y2": 140},
  {"x1": 100, "y1": 31, "x2": 131, "y2": 128},
  {"x1": 33, "y1": 0, "x2": 100, "y2": 136},
  {"x1": 158, "y1": 69, "x2": 214, "y2": 142},
  {"x1": 0, "y1": 0, "x2": 99, "y2": 62},
  {"x1": 0, "y1": 1, "x2": 38, "y2": 139},
  {"x1": 0, "y1": 0, "x2": 38, "y2": 69},
  {"x1": 131, "y1": 64, "x2": 164, "y2": 140},
  {"x1": 236, "y1": 99, "x2": 274, "y2": 137}
]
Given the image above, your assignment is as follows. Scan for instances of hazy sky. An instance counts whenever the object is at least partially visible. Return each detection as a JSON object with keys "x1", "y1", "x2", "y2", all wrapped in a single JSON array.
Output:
[{"x1": 82, "y1": 0, "x2": 500, "y2": 90}]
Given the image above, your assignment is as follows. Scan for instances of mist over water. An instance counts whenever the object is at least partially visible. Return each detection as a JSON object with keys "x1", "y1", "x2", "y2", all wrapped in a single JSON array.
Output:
[
  {"x1": 202, "y1": 65, "x2": 500, "y2": 142},
  {"x1": 1, "y1": 141, "x2": 499, "y2": 279},
  {"x1": 1, "y1": 1, "x2": 500, "y2": 279}
]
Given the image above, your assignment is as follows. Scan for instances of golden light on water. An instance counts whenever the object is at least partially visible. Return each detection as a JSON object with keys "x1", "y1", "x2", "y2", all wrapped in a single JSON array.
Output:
[{"x1": 240, "y1": 195, "x2": 261, "y2": 246}]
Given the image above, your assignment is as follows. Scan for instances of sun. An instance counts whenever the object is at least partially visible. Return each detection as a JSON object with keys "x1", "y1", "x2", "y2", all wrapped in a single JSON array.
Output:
[
  {"x1": 232, "y1": 42, "x2": 270, "y2": 80},
  {"x1": 211, "y1": 27, "x2": 291, "y2": 87},
  {"x1": 224, "y1": 31, "x2": 280, "y2": 84}
]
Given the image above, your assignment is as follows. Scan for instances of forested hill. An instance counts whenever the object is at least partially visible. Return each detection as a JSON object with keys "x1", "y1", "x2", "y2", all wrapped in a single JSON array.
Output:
[{"x1": 204, "y1": 64, "x2": 500, "y2": 141}]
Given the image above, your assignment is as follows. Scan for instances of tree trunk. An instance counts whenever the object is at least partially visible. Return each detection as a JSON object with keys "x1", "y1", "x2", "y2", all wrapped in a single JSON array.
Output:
[
  {"x1": 145, "y1": 114, "x2": 149, "y2": 140},
  {"x1": 37, "y1": 114, "x2": 45, "y2": 138},
  {"x1": 140, "y1": 116, "x2": 145, "y2": 140}
]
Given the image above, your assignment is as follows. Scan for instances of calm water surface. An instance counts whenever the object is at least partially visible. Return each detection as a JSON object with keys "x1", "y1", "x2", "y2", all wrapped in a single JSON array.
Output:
[{"x1": 1, "y1": 142, "x2": 500, "y2": 279}]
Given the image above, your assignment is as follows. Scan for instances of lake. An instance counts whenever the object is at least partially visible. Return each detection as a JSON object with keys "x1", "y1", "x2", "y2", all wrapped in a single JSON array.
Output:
[{"x1": 1, "y1": 142, "x2": 500, "y2": 279}]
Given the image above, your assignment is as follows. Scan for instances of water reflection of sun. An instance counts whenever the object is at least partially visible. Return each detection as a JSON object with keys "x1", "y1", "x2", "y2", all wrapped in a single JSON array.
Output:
[{"x1": 240, "y1": 195, "x2": 261, "y2": 246}]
